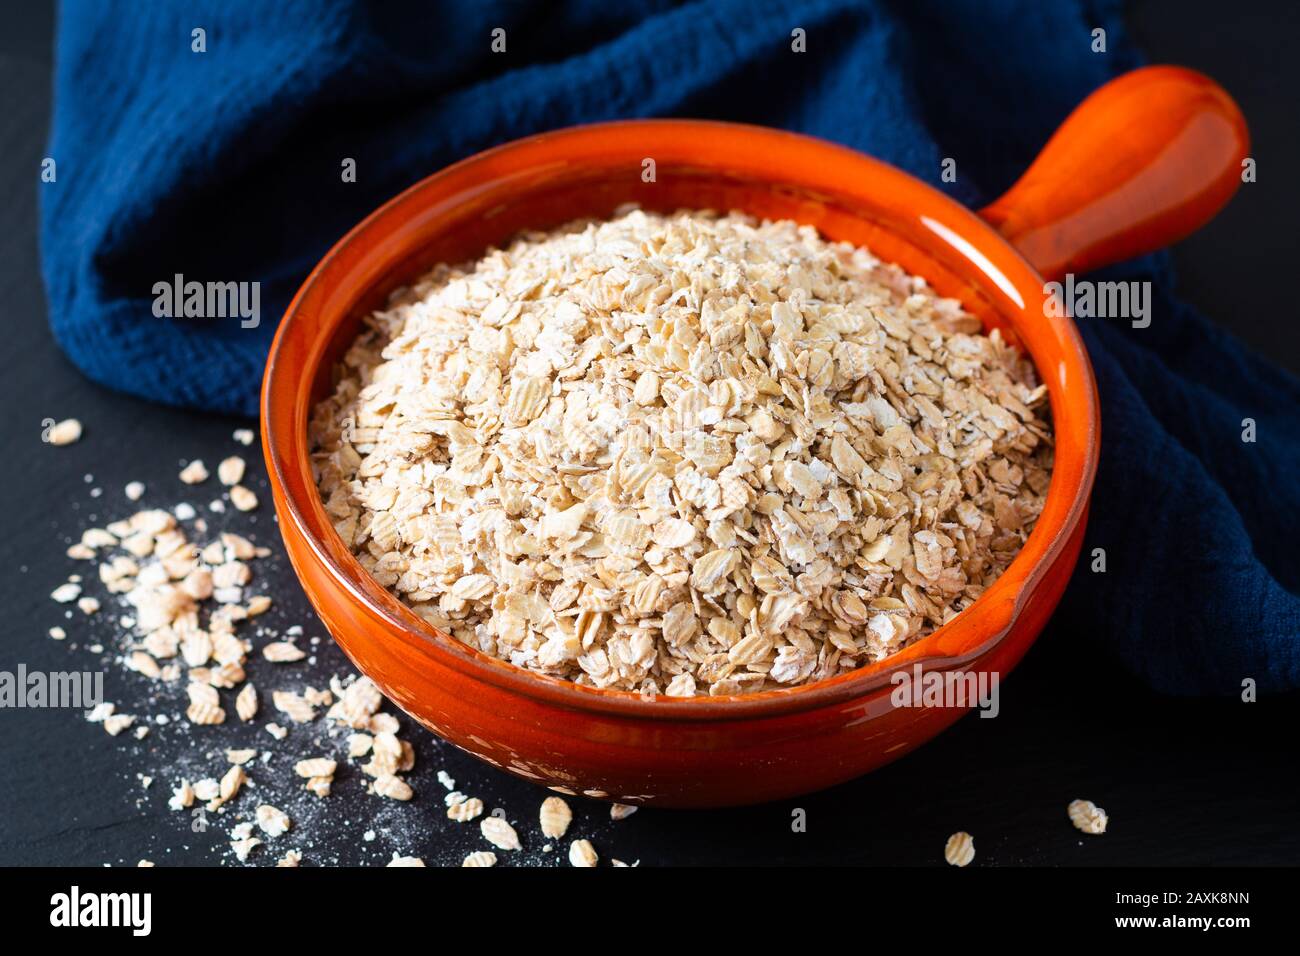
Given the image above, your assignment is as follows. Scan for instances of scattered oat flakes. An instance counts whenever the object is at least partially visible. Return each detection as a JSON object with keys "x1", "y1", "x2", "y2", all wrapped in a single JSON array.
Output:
[
  {"x1": 1068, "y1": 798, "x2": 1108, "y2": 835},
  {"x1": 462, "y1": 851, "x2": 497, "y2": 867},
  {"x1": 77, "y1": 596, "x2": 100, "y2": 615},
  {"x1": 52, "y1": 451, "x2": 643, "y2": 869},
  {"x1": 232, "y1": 428, "x2": 255, "y2": 446},
  {"x1": 945, "y1": 831, "x2": 975, "y2": 867},
  {"x1": 610, "y1": 803, "x2": 638, "y2": 821},
  {"x1": 387, "y1": 854, "x2": 425, "y2": 867},
  {"x1": 125, "y1": 481, "x2": 145, "y2": 501}
]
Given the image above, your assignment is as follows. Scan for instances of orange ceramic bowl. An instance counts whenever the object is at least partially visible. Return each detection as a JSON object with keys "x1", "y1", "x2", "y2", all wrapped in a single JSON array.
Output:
[{"x1": 262, "y1": 66, "x2": 1247, "y2": 807}]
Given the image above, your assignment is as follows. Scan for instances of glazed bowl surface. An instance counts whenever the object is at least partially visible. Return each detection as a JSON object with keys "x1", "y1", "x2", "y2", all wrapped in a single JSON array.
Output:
[{"x1": 262, "y1": 66, "x2": 1246, "y2": 806}]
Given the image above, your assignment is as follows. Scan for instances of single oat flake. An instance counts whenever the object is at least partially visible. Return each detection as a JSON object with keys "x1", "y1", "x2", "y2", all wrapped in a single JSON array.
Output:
[
  {"x1": 447, "y1": 796, "x2": 485, "y2": 822},
  {"x1": 48, "y1": 418, "x2": 83, "y2": 445},
  {"x1": 311, "y1": 208, "x2": 1052, "y2": 697},
  {"x1": 179, "y1": 460, "x2": 209, "y2": 484},
  {"x1": 218, "y1": 456, "x2": 246, "y2": 487},
  {"x1": 945, "y1": 831, "x2": 975, "y2": 867},
  {"x1": 480, "y1": 816, "x2": 521, "y2": 851},
  {"x1": 569, "y1": 838, "x2": 598, "y2": 868},
  {"x1": 1068, "y1": 798, "x2": 1108, "y2": 835},
  {"x1": 539, "y1": 796, "x2": 572, "y2": 838},
  {"x1": 230, "y1": 485, "x2": 259, "y2": 512},
  {"x1": 255, "y1": 804, "x2": 292, "y2": 837}
]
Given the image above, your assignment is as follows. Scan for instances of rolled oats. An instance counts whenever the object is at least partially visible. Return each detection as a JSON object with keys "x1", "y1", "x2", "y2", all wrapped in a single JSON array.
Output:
[{"x1": 311, "y1": 209, "x2": 1051, "y2": 697}]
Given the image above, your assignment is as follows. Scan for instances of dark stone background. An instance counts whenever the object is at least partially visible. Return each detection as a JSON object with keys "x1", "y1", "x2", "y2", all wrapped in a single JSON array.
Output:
[{"x1": 1, "y1": 2, "x2": 1296, "y2": 866}]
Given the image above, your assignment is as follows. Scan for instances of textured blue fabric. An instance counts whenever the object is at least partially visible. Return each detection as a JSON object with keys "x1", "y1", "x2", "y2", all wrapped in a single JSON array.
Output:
[{"x1": 41, "y1": 0, "x2": 1300, "y2": 693}]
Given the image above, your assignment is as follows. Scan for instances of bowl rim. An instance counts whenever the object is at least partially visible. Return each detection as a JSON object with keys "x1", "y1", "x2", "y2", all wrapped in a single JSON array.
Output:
[{"x1": 262, "y1": 118, "x2": 1100, "y2": 722}]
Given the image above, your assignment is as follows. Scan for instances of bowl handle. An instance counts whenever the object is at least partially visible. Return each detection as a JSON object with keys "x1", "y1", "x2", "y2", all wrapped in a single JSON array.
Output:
[{"x1": 978, "y1": 65, "x2": 1249, "y2": 282}]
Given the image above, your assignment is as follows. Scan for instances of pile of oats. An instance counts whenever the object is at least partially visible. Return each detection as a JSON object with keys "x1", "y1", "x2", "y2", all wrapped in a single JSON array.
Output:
[{"x1": 310, "y1": 208, "x2": 1052, "y2": 697}]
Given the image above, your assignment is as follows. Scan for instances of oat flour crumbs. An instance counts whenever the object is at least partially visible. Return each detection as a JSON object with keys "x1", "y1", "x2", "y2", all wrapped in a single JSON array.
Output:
[{"x1": 311, "y1": 208, "x2": 1052, "y2": 697}]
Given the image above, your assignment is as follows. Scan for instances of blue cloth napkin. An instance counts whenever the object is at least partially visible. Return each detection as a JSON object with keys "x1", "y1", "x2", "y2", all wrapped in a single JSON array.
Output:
[{"x1": 41, "y1": 0, "x2": 1299, "y2": 694}]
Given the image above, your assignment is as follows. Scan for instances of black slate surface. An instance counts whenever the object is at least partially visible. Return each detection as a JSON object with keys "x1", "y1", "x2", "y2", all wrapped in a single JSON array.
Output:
[{"x1": 1, "y1": 1, "x2": 1297, "y2": 867}]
